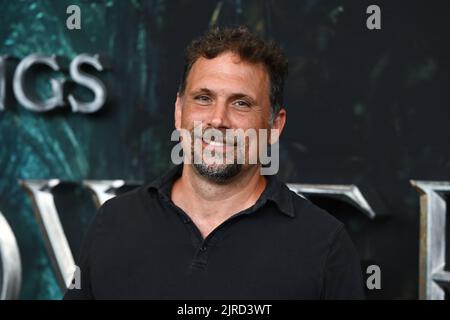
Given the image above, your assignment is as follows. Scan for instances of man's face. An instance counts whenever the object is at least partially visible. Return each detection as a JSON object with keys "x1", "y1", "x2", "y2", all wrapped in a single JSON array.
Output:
[{"x1": 175, "y1": 51, "x2": 285, "y2": 182}]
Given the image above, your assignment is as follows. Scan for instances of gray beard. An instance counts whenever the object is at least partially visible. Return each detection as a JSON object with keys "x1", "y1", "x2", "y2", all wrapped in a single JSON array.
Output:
[{"x1": 192, "y1": 162, "x2": 242, "y2": 183}]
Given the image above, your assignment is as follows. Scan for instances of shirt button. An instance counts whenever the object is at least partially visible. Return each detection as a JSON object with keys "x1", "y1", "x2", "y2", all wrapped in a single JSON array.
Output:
[{"x1": 200, "y1": 245, "x2": 207, "y2": 252}]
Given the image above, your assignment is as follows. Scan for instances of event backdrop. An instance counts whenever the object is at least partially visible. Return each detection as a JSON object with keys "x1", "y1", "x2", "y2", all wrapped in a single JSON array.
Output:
[{"x1": 0, "y1": 0, "x2": 449, "y2": 299}]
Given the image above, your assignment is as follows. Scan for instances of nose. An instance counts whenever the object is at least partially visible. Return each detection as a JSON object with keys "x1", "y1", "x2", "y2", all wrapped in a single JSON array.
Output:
[{"x1": 207, "y1": 100, "x2": 230, "y2": 128}]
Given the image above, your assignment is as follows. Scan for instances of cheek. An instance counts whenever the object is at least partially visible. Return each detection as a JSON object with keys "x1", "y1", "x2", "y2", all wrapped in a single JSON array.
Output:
[
  {"x1": 236, "y1": 117, "x2": 269, "y2": 133},
  {"x1": 180, "y1": 106, "x2": 209, "y2": 129},
  {"x1": 231, "y1": 112, "x2": 262, "y2": 128}
]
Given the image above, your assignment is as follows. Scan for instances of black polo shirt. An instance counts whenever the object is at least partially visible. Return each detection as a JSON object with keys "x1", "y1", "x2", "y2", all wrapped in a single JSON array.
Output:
[{"x1": 63, "y1": 165, "x2": 364, "y2": 300}]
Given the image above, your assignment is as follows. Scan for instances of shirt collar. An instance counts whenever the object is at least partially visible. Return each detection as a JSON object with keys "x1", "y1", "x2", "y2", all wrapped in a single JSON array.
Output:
[{"x1": 147, "y1": 165, "x2": 296, "y2": 218}]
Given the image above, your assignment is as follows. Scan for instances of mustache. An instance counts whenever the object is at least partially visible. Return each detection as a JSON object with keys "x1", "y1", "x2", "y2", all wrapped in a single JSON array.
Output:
[{"x1": 191, "y1": 127, "x2": 238, "y2": 146}]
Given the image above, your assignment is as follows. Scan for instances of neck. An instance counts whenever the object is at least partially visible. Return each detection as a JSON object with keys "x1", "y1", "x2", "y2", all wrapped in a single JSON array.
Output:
[{"x1": 171, "y1": 164, "x2": 267, "y2": 234}]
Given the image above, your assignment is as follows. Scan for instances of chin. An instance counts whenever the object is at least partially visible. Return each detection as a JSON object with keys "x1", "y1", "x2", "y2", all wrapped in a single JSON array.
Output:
[{"x1": 192, "y1": 162, "x2": 242, "y2": 183}]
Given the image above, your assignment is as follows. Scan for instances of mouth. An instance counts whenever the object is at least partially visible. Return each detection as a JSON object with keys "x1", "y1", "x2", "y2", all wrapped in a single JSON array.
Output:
[{"x1": 201, "y1": 138, "x2": 236, "y2": 152}]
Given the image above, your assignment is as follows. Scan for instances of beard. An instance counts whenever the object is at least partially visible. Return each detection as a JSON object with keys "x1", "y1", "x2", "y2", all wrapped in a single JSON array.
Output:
[
  {"x1": 192, "y1": 162, "x2": 242, "y2": 183},
  {"x1": 189, "y1": 127, "x2": 244, "y2": 183}
]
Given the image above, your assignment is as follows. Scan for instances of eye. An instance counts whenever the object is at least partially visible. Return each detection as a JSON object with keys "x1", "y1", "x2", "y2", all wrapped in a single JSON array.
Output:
[
  {"x1": 233, "y1": 100, "x2": 251, "y2": 108},
  {"x1": 194, "y1": 95, "x2": 212, "y2": 105}
]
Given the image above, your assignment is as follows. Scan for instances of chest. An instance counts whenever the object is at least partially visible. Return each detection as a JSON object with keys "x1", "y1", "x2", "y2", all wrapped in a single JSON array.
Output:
[{"x1": 90, "y1": 224, "x2": 325, "y2": 299}]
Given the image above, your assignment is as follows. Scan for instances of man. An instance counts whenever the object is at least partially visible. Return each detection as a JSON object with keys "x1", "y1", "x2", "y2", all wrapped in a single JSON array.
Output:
[{"x1": 64, "y1": 26, "x2": 364, "y2": 299}]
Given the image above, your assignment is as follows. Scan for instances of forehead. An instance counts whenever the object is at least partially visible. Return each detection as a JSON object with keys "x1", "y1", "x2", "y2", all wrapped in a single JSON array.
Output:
[{"x1": 186, "y1": 52, "x2": 270, "y2": 96}]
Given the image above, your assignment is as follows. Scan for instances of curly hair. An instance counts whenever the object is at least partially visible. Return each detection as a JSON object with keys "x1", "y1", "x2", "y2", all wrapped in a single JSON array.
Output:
[{"x1": 178, "y1": 26, "x2": 288, "y2": 118}]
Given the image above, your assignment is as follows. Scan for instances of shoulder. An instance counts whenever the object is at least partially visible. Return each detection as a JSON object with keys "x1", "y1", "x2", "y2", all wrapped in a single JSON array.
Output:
[
  {"x1": 291, "y1": 189, "x2": 342, "y2": 226},
  {"x1": 284, "y1": 187, "x2": 345, "y2": 242},
  {"x1": 90, "y1": 183, "x2": 154, "y2": 230},
  {"x1": 102, "y1": 185, "x2": 148, "y2": 211}
]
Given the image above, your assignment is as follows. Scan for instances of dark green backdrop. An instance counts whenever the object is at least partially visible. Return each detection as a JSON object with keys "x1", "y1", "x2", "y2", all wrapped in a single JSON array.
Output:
[{"x1": 0, "y1": 0, "x2": 449, "y2": 299}]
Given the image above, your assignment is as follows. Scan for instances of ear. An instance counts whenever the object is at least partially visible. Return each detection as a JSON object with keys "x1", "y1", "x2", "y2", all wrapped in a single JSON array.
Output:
[
  {"x1": 175, "y1": 94, "x2": 182, "y2": 130},
  {"x1": 269, "y1": 108, "x2": 286, "y2": 144}
]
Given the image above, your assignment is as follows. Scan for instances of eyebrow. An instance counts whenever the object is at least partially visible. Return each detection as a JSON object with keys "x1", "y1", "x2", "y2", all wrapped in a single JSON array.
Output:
[
  {"x1": 190, "y1": 87, "x2": 215, "y2": 97},
  {"x1": 190, "y1": 87, "x2": 257, "y2": 104}
]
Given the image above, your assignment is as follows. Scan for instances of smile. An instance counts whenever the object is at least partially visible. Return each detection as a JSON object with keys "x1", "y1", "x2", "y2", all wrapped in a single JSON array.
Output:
[{"x1": 201, "y1": 138, "x2": 236, "y2": 152}]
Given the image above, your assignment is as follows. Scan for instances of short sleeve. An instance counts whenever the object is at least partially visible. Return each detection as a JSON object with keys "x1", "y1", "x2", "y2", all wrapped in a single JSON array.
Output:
[
  {"x1": 321, "y1": 225, "x2": 365, "y2": 300},
  {"x1": 62, "y1": 203, "x2": 107, "y2": 300}
]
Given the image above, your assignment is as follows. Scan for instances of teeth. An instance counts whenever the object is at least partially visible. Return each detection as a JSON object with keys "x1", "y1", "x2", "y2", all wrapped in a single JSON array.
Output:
[
  {"x1": 207, "y1": 141, "x2": 224, "y2": 147},
  {"x1": 202, "y1": 138, "x2": 235, "y2": 147}
]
